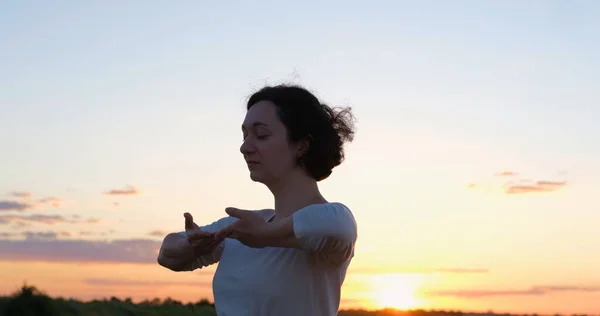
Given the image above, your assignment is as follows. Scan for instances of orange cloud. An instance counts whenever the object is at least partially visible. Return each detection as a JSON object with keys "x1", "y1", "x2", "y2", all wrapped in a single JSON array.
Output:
[
  {"x1": 495, "y1": 171, "x2": 518, "y2": 176},
  {"x1": 427, "y1": 285, "x2": 600, "y2": 298},
  {"x1": 434, "y1": 268, "x2": 489, "y2": 274},
  {"x1": 104, "y1": 185, "x2": 139, "y2": 196},
  {"x1": 350, "y1": 267, "x2": 489, "y2": 275},
  {"x1": 469, "y1": 171, "x2": 567, "y2": 195},
  {"x1": 79, "y1": 230, "x2": 112, "y2": 237},
  {"x1": 148, "y1": 229, "x2": 167, "y2": 238},
  {"x1": 505, "y1": 180, "x2": 567, "y2": 194}
]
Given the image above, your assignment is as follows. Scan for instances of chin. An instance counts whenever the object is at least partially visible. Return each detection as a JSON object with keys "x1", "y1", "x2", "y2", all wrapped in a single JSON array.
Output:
[
  {"x1": 248, "y1": 170, "x2": 277, "y2": 186},
  {"x1": 249, "y1": 171, "x2": 265, "y2": 183}
]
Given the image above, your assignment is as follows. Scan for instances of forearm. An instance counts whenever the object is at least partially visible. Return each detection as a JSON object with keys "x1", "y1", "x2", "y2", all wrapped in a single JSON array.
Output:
[{"x1": 266, "y1": 217, "x2": 301, "y2": 249}]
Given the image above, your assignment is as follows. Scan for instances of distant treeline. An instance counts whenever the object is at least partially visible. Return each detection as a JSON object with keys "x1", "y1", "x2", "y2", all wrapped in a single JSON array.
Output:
[{"x1": 0, "y1": 284, "x2": 593, "y2": 316}]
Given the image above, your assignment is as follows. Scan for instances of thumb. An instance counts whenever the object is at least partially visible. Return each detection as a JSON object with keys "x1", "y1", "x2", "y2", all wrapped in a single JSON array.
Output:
[{"x1": 184, "y1": 213, "x2": 195, "y2": 231}]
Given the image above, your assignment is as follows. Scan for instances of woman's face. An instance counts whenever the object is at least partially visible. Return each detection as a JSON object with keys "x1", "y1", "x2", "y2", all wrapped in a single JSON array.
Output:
[{"x1": 240, "y1": 101, "x2": 304, "y2": 185}]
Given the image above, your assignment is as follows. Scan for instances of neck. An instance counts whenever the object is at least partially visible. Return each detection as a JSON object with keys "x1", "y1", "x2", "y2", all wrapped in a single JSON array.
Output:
[{"x1": 267, "y1": 170, "x2": 327, "y2": 220}]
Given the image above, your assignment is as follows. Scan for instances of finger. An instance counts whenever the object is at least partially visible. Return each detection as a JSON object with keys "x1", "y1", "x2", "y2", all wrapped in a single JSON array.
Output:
[
  {"x1": 207, "y1": 236, "x2": 224, "y2": 247},
  {"x1": 214, "y1": 229, "x2": 227, "y2": 241},
  {"x1": 215, "y1": 225, "x2": 234, "y2": 240},
  {"x1": 199, "y1": 230, "x2": 214, "y2": 238},
  {"x1": 225, "y1": 207, "x2": 252, "y2": 219},
  {"x1": 215, "y1": 221, "x2": 235, "y2": 239},
  {"x1": 184, "y1": 213, "x2": 195, "y2": 231},
  {"x1": 191, "y1": 232, "x2": 223, "y2": 245},
  {"x1": 213, "y1": 235, "x2": 226, "y2": 244}
]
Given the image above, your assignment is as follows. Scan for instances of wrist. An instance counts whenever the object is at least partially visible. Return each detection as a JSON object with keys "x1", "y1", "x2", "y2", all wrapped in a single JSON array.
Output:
[{"x1": 265, "y1": 217, "x2": 299, "y2": 248}]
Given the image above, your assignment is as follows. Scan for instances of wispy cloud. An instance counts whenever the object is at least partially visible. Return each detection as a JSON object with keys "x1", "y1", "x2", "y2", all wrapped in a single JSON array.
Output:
[
  {"x1": 0, "y1": 238, "x2": 161, "y2": 264},
  {"x1": 1, "y1": 192, "x2": 66, "y2": 211},
  {"x1": 82, "y1": 279, "x2": 212, "y2": 288},
  {"x1": 8, "y1": 191, "x2": 32, "y2": 198},
  {"x1": 36, "y1": 197, "x2": 63, "y2": 208},
  {"x1": 23, "y1": 231, "x2": 72, "y2": 239},
  {"x1": 148, "y1": 229, "x2": 167, "y2": 238},
  {"x1": 469, "y1": 171, "x2": 567, "y2": 195},
  {"x1": 350, "y1": 267, "x2": 489, "y2": 275},
  {"x1": 0, "y1": 231, "x2": 72, "y2": 239},
  {"x1": 427, "y1": 285, "x2": 600, "y2": 298},
  {"x1": 495, "y1": 171, "x2": 518, "y2": 177},
  {"x1": 0, "y1": 201, "x2": 33, "y2": 212},
  {"x1": 0, "y1": 214, "x2": 100, "y2": 225},
  {"x1": 12, "y1": 222, "x2": 32, "y2": 229},
  {"x1": 433, "y1": 268, "x2": 489, "y2": 274},
  {"x1": 104, "y1": 185, "x2": 139, "y2": 196},
  {"x1": 505, "y1": 180, "x2": 567, "y2": 194},
  {"x1": 79, "y1": 230, "x2": 113, "y2": 237}
]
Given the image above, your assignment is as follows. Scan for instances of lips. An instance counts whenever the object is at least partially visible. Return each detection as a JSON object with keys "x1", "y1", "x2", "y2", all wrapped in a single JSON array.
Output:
[{"x1": 246, "y1": 161, "x2": 260, "y2": 166}]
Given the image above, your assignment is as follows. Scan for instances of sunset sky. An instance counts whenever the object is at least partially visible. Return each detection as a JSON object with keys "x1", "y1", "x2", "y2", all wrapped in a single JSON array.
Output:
[{"x1": 1, "y1": 1, "x2": 599, "y2": 314}]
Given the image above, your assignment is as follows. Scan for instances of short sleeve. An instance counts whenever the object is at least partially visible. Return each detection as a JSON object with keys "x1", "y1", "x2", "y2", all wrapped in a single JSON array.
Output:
[{"x1": 292, "y1": 203, "x2": 358, "y2": 267}]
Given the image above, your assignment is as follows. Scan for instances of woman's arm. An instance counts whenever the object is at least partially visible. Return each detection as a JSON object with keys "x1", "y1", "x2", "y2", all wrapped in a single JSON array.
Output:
[{"x1": 219, "y1": 203, "x2": 358, "y2": 266}]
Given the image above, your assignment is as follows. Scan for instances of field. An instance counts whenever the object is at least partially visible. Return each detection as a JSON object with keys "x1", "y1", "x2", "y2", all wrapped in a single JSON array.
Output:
[{"x1": 0, "y1": 284, "x2": 589, "y2": 316}]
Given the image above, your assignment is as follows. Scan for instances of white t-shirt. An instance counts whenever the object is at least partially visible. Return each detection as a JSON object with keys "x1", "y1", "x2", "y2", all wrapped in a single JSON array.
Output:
[{"x1": 178, "y1": 202, "x2": 358, "y2": 316}]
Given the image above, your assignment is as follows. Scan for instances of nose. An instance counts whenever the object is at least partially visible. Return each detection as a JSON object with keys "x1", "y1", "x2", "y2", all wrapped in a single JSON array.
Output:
[{"x1": 239, "y1": 137, "x2": 254, "y2": 156}]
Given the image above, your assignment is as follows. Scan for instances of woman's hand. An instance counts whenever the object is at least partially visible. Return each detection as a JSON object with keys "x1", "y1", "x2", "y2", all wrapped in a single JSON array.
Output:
[
  {"x1": 214, "y1": 208, "x2": 277, "y2": 248},
  {"x1": 184, "y1": 212, "x2": 224, "y2": 256}
]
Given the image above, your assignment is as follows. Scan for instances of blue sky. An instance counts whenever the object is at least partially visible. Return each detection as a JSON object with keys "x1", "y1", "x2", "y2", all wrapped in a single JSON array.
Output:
[{"x1": 1, "y1": 1, "x2": 600, "y2": 313}]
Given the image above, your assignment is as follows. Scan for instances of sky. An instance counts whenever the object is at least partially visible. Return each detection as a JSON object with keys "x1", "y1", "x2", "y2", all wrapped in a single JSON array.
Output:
[{"x1": 1, "y1": 0, "x2": 599, "y2": 314}]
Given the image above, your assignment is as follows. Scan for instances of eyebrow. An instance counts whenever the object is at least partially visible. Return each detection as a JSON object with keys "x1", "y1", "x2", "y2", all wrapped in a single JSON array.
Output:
[{"x1": 241, "y1": 122, "x2": 269, "y2": 130}]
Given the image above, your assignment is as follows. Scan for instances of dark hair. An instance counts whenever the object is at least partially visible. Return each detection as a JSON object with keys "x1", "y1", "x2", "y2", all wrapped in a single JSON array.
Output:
[{"x1": 247, "y1": 84, "x2": 355, "y2": 181}]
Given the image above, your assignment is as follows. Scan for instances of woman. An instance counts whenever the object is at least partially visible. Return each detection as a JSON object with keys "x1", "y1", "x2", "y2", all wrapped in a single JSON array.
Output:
[{"x1": 157, "y1": 84, "x2": 358, "y2": 316}]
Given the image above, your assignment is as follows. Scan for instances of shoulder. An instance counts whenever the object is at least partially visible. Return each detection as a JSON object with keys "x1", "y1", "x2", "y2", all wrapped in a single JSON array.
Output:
[
  {"x1": 325, "y1": 202, "x2": 356, "y2": 227},
  {"x1": 326, "y1": 202, "x2": 353, "y2": 214},
  {"x1": 300, "y1": 202, "x2": 355, "y2": 219},
  {"x1": 292, "y1": 202, "x2": 358, "y2": 258},
  {"x1": 293, "y1": 202, "x2": 357, "y2": 231}
]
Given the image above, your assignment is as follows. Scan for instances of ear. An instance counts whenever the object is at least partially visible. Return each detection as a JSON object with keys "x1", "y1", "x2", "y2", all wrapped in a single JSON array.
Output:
[{"x1": 296, "y1": 135, "x2": 311, "y2": 159}]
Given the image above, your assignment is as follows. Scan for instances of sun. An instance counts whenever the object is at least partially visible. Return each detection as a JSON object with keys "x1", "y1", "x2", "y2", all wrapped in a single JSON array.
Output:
[{"x1": 369, "y1": 273, "x2": 423, "y2": 310}]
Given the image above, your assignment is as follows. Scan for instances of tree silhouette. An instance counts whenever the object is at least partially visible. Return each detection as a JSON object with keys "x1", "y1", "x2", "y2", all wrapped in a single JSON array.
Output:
[{"x1": 3, "y1": 283, "x2": 57, "y2": 316}]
